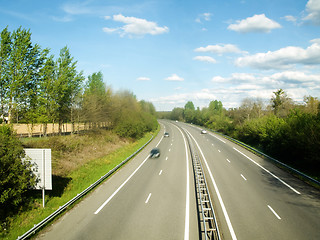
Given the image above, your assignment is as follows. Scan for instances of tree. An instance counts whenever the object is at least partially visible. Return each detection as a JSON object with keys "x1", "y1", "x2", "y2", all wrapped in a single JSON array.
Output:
[
  {"x1": 54, "y1": 46, "x2": 84, "y2": 133},
  {"x1": 271, "y1": 89, "x2": 294, "y2": 117},
  {"x1": 37, "y1": 51, "x2": 56, "y2": 135},
  {"x1": 303, "y1": 96, "x2": 319, "y2": 115},
  {"x1": 184, "y1": 101, "x2": 195, "y2": 123},
  {"x1": 82, "y1": 71, "x2": 111, "y2": 128},
  {"x1": 0, "y1": 125, "x2": 36, "y2": 221},
  {"x1": 170, "y1": 107, "x2": 184, "y2": 121},
  {"x1": 6, "y1": 27, "x2": 41, "y2": 123},
  {"x1": 0, "y1": 27, "x2": 11, "y2": 119}
]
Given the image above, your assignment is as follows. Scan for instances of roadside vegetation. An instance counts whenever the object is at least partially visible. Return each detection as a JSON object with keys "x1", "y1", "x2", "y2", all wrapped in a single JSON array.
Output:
[
  {"x1": 0, "y1": 26, "x2": 158, "y2": 239},
  {"x1": 159, "y1": 90, "x2": 320, "y2": 180}
]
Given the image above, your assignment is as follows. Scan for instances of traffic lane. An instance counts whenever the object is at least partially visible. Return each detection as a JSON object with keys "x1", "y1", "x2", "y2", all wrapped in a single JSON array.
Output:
[
  {"x1": 37, "y1": 124, "x2": 166, "y2": 240},
  {"x1": 70, "y1": 121, "x2": 193, "y2": 240},
  {"x1": 91, "y1": 121, "x2": 197, "y2": 239},
  {"x1": 82, "y1": 124, "x2": 183, "y2": 239},
  {"x1": 186, "y1": 128, "x2": 284, "y2": 239},
  {"x1": 201, "y1": 132, "x2": 320, "y2": 239},
  {"x1": 185, "y1": 124, "x2": 320, "y2": 239}
]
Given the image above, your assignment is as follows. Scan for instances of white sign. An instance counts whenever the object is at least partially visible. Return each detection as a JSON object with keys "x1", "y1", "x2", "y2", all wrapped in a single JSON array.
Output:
[{"x1": 23, "y1": 149, "x2": 52, "y2": 190}]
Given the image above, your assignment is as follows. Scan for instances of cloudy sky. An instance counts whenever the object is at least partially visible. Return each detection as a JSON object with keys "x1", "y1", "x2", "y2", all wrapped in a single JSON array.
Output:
[{"x1": 1, "y1": 0, "x2": 319, "y2": 111}]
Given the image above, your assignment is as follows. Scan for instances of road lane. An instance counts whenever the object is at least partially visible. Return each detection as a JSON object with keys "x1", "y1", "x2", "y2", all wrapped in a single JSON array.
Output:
[
  {"x1": 37, "y1": 121, "x2": 198, "y2": 240},
  {"x1": 179, "y1": 122, "x2": 320, "y2": 240}
]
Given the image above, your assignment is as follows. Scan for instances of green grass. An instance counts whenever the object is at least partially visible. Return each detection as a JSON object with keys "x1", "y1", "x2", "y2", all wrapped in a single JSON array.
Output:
[{"x1": 1, "y1": 127, "x2": 159, "y2": 240}]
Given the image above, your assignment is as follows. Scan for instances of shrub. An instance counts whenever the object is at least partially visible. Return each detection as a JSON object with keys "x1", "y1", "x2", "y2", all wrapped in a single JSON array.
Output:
[{"x1": 0, "y1": 125, "x2": 36, "y2": 224}]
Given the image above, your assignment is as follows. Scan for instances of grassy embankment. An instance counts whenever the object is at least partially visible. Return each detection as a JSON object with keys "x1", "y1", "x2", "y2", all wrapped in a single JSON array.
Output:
[{"x1": 1, "y1": 127, "x2": 159, "y2": 240}]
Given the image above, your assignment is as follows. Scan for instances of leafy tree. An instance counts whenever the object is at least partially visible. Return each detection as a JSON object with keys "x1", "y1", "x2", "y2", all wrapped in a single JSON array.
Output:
[
  {"x1": 184, "y1": 101, "x2": 195, "y2": 123},
  {"x1": 303, "y1": 96, "x2": 319, "y2": 115},
  {"x1": 0, "y1": 125, "x2": 36, "y2": 222},
  {"x1": 271, "y1": 89, "x2": 294, "y2": 117},
  {"x1": 37, "y1": 51, "x2": 56, "y2": 135},
  {"x1": 6, "y1": 27, "x2": 41, "y2": 123},
  {"x1": 0, "y1": 26, "x2": 11, "y2": 119},
  {"x1": 82, "y1": 71, "x2": 111, "y2": 128},
  {"x1": 170, "y1": 107, "x2": 184, "y2": 121},
  {"x1": 54, "y1": 46, "x2": 84, "y2": 133}
]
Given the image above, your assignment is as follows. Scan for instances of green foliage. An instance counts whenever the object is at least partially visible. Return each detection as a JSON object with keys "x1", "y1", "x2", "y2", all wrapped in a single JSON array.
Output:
[
  {"x1": 163, "y1": 90, "x2": 320, "y2": 178},
  {"x1": 0, "y1": 125, "x2": 36, "y2": 222}
]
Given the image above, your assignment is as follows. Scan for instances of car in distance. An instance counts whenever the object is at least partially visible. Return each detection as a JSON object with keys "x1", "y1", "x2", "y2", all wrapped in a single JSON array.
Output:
[
  {"x1": 164, "y1": 132, "x2": 169, "y2": 137},
  {"x1": 150, "y1": 148, "x2": 160, "y2": 158},
  {"x1": 201, "y1": 129, "x2": 207, "y2": 134}
]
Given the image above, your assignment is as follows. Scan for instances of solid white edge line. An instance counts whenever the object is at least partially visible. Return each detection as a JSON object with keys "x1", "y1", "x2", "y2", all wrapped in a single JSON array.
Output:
[
  {"x1": 94, "y1": 136, "x2": 163, "y2": 215},
  {"x1": 233, "y1": 147, "x2": 301, "y2": 195},
  {"x1": 241, "y1": 174, "x2": 247, "y2": 181},
  {"x1": 209, "y1": 132, "x2": 226, "y2": 143},
  {"x1": 268, "y1": 205, "x2": 281, "y2": 220},
  {"x1": 186, "y1": 129, "x2": 237, "y2": 240},
  {"x1": 145, "y1": 193, "x2": 152, "y2": 204},
  {"x1": 174, "y1": 126, "x2": 190, "y2": 240}
]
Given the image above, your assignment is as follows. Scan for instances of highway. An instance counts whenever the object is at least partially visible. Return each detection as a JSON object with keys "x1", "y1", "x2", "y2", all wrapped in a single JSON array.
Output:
[
  {"x1": 37, "y1": 120, "x2": 199, "y2": 240},
  {"x1": 37, "y1": 120, "x2": 320, "y2": 240},
  {"x1": 181, "y1": 121, "x2": 320, "y2": 240}
]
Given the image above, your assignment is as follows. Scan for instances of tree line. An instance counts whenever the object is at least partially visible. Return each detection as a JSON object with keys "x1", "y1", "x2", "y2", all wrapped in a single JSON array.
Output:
[
  {"x1": 159, "y1": 90, "x2": 320, "y2": 177},
  {"x1": 0, "y1": 26, "x2": 157, "y2": 138}
]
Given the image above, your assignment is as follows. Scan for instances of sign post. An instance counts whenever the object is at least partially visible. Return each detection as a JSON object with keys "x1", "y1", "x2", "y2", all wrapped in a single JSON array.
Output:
[{"x1": 23, "y1": 149, "x2": 52, "y2": 208}]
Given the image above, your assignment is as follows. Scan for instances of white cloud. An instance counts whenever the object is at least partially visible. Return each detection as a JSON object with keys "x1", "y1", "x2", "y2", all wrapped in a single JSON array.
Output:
[
  {"x1": 102, "y1": 27, "x2": 118, "y2": 33},
  {"x1": 228, "y1": 14, "x2": 281, "y2": 33},
  {"x1": 193, "y1": 56, "x2": 217, "y2": 63},
  {"x1": 283, "y1": 15, "x2": 297, "y2": 23},
  {"x1": 165, "y1": 74, "x2": 184, "y2": 81},
  {"x1": 303, "y1": 0, "x2": 320, "y2": 25},
  {"x1": 270, "y1": 71, "x2": 320, "y2": 84},
  {"x1": 103, "y1": 14, "x2": 169, "y2": 37},
  {"x1": 196, "y1": 12, "x2": 212, "y2": 23},
  {"x1": 235, "y1": 41, "x2": 320, "y2": 69},
  {"x1": 194, "y1": 44, "x2": 246, "y2": 55},
  {"x1": 137, "y1": 77, "x2": 150, "y2": 81},
  {"x1": 211, "y1": 76, "x2": 226, "y2": 83}
]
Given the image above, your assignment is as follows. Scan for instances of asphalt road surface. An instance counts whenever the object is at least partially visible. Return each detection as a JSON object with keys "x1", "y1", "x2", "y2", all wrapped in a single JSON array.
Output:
[
  {"x1": 180, "y1": 121, "x2": 320, "y2": 240},
  {"x1": 37, "y1": 120, "x2": 198, "y2": 240},
  {"x1": 37, "y1": 120, "x2": 320, "y2": 240}
]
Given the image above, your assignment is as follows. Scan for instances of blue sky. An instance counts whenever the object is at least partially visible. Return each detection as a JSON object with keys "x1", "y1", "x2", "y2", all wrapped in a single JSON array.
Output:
[{"x1": 1, "y1": 0, "x2": 320, "y2": 111}]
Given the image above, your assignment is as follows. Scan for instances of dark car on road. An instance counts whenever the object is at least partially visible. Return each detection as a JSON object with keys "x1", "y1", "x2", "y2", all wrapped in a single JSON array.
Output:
[
  {"x1": 164, "y1": 132, "x2": 169, "y2": 137},
  {"x1": 150, "y1": 148, "x2": 160, "y2": 158}
]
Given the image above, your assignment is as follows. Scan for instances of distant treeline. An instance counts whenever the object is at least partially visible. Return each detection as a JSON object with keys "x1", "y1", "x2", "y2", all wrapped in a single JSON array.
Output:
[
  {"x1": 159, "y1": 90, "x2": 320, "y2": 178},
  {"x1": 0, "y1": 26, "x2": 157, "y2": 138}
]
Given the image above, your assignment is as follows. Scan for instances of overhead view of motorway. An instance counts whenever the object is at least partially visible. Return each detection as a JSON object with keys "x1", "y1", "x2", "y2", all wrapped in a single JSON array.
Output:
[{"x1": 37, "y1": 120, "x2": 320, "y2": 240}]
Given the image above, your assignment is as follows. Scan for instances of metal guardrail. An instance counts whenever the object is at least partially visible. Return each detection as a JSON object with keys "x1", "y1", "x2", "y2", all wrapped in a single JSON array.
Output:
[
  {"x1": 208, "y1": 129, "x2": 320, "y2": 186},
  {"x1": 17, "y1": 135, "x2": 154, "y2": 240},
  {"x1": 184, "y1": 128, "x2": 220, "y2": 240}
]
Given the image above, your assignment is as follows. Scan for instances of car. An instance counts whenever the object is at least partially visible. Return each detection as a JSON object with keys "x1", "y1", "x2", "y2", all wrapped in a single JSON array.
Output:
[
  {"x1": 201, "y1": 129, "x2": 207, "y2": 134},
  {"x1": 164, "y1": 132, "x2": 169, "y2": 137},
  {"x1": 150, "y1": 148, "x2": 160, "y2": 158}
]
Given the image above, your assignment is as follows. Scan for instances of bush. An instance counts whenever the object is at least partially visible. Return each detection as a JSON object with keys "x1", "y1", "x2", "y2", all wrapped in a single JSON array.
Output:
[
  {"x1": 0, "y1": 125, "x2": 36, "y2": 224},
  {"x1": 114, "y1": 111, "x2": 157, "y2": 139}
]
